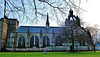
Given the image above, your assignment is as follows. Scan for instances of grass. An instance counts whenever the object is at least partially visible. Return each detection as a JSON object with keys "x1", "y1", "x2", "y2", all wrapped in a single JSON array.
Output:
[{"x1": 0, "y1": 51, "x2": 100, "y2": 57}]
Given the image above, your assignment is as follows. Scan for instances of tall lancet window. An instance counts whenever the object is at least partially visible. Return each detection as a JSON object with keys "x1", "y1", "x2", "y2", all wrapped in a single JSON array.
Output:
[
  {"x1": 35, "y1": 36, "x2": 39, "y2": 47},
  {"x1": 18, "y1": 36, "x2": 25, "y2": 48},
  {"x1": 30, "y1": 36, "x2": 34, "y2": 47},
  {"x1": 55, "y1": 35, "x2": 62, "y2": 46},
  {"x1": 30, "y1": 35, "x2": 39, "y2": 47},
  {"x1": 43, "y1": 36, "x2": 50, "y2": 47}
]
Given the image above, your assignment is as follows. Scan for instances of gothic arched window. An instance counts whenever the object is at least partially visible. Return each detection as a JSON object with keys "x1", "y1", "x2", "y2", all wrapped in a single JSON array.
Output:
[
  {"x1": 18, "y1": 36, "x2": 25, "y2": 48},
  {"x1": 43, "y1": 36, "x2": 50, "y2": 47},
  {"x1": 55, "y1": 35, "x2": 62, "y2": 46},
  {"x1": 30, "y1": 36, "x2": 34, "y2": 47},
  {"x1": 35, "y1": 36, "x2": 39, "y2": 47},
  {"x1": 30, "y1": 35, "x2": 39, "y2": 47}
]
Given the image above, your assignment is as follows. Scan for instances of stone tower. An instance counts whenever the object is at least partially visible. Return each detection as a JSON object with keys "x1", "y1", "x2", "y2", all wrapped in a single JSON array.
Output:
[
  {"x1": 0, "y1": 18, "x2": 8, "y2": 51},
  {"x1": 65, "y1": 9, "x2": 81, "y2": 27},
  {"x1": 0, "y1": 17, "x2": 19, "y2": 51}
]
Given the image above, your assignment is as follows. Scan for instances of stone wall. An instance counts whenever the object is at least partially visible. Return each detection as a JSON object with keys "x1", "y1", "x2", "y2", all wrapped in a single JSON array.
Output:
[
  {"x1": 9, "y1": 32, "x2": 91, "y2": 51},
  {"x1": 6, "y1": 45, "x2": 90, "y2": 51},
  {"x1": 6, "y1": 19, "x2": 19, "y2": 48},
  {"x1": 0, "y1": 21, "x2": 3, "y2": 51},
  {"x1": 0, "y1": 18, "x2": 19, "y2": 51},
  {"x1": 1, "y1": 19, "x2": 8, "y2": 51},
  {"x1": 16, "y1": 20, "x2": 19, "y2": 29},
  {"x1": 7, "y1": 19, "x2": 19, "y2": 38},
  {"x1": 0, "y1": 21, "x2": 3, "y2": 38}
]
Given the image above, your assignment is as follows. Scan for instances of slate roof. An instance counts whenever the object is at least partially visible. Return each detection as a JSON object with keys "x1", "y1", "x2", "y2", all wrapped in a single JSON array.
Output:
[{"x1": 16, "y1": 26, "x2": 62, "y2": 33}]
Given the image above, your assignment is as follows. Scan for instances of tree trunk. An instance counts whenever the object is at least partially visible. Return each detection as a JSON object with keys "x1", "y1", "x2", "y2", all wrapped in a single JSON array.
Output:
[
  {"x1": 93, "y1": 45, "x2": 96, "y2": 52},
  {"x1": 71, "y1": 29, "x2": 74, "y2": 52},
  {"x1": 4, "y1": 0, "x2": 6, "y2": 17},
  {"x1": 72, "y1": 39, "x2": 74, "y2": 52}
]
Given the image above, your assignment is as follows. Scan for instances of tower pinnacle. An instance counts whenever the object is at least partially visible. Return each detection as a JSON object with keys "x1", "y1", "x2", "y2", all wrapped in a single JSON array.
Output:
[
  {"x1": 46, "y1": 13, "x2": 49, "y2": 28},
  {"x1": 69, "y1": 9, "x2": 73, "y2": 17}
]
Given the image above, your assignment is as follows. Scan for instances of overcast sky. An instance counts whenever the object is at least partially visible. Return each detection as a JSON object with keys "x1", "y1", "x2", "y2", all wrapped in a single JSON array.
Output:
[
  {"x1": 81, "y1": 0, "x2": 100, "y2": 27},
  {"x1": 0, "y1": 0, "x2": 100, "y2": 28},
  {"x1": 47, "y1": 0, "x2": 100, "y2": 27}
]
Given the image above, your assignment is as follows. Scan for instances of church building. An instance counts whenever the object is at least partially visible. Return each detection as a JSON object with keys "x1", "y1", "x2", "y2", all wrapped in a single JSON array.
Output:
[{"x1": 0, "y1": 10, "x2": 92, "y2": 51}]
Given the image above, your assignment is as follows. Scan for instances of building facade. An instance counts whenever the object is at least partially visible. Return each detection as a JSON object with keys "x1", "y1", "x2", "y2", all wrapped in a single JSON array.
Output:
[
  {"x1": 0, "y1": 17, "x2": 19, "y2": 51},
  {"x1": 0, "y1": 10, "x2": 92, "y2": 51}
]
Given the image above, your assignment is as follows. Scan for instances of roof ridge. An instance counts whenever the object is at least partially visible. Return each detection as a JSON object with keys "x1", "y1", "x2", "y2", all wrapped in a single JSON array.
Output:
[{"x1": 19, "y1": 26, "x2": 61, "y2": 28}]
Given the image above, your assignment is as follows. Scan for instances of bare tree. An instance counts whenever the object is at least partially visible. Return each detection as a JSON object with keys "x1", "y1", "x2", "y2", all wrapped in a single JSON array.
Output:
[
  {"x1": 60, "y1": 9, "x2": 87, "y2": 52},
  {"x1": 75, "y1": 19, "x2": 100, "y2": 52},
  {"x1": 1, "y1": 0, "x2": 86, "y2": 24},
  {"x1": 85, "y1": 24, "x2": 99, "y2": 52},
  {"x1": 61, "y1": 23, "x2": 88, "y2": 51}
]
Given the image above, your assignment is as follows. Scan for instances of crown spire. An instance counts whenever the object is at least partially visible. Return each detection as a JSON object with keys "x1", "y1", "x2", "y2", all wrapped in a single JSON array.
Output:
[{"x1": 69, "y1": 8, "x2": 73, "y2": 17}]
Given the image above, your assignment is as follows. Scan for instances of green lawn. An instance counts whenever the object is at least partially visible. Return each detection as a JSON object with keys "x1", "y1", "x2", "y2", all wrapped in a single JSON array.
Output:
[{"x1": 0, "y1": 51, "x2": 100, "y2": 57}]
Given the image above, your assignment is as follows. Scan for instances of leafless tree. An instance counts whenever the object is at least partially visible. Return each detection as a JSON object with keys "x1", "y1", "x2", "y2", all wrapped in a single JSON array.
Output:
[
  {"x1": 75, "y1": 19, "x2": 100, "y2": 52},
  {"x1": 1, "y1": 0, "x2": 86, "y2": 24},
  {"x1": 85, "y1": 24, "x2": 99, "y2": 52},
  {"x1": 61, "y1": 23, "x2": 87, "y2": 52},
  {"x1": 59, "y1": 9, "x2": 87, "y2": 51}
]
